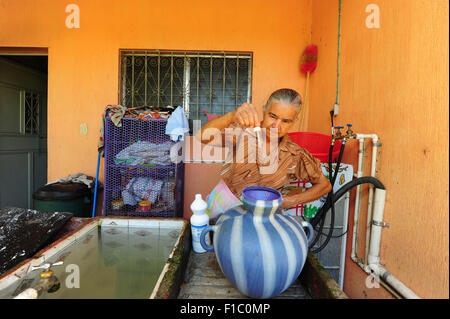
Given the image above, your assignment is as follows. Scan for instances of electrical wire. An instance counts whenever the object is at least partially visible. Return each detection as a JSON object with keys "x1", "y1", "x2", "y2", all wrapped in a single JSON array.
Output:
[{"x1": 336, "y1": 0, "x2": 342, "y2": 105}]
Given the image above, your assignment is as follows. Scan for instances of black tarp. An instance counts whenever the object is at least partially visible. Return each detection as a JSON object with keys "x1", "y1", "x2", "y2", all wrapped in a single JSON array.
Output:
[{"x1": 0, "y1": 207, "x2": 72, "y2": 275}]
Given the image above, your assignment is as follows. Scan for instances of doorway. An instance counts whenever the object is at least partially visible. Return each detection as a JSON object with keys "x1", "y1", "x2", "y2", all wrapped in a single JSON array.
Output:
[{"x1": 0, "y1": 51, "x2": 48, "y2": 209}]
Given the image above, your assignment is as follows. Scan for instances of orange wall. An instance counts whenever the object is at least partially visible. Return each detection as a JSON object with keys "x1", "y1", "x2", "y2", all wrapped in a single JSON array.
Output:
[
  {"x1": 0, "y1": 0, "x2": 313, "y2": 215},
  {"x1": 1, "y1": 0, "x2": 448, "y2": 299},
  {"x1": 0, "y1": 0, "x2": 312, "y2": 186},
  {"x1": 309, "y1": 0, "x2": 449, "y2": 298}
]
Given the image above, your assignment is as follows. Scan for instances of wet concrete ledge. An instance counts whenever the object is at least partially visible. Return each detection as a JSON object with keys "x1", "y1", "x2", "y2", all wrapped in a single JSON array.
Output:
[
  {"x1": 178, "y1": 250, "x2": 311, "y2": 299},
  {"x1": 177, "y1": 244, "x2": 348, "y2": 299},
  {"x1": 298, "y1": 252, "x2": 349, "y2": 299}
]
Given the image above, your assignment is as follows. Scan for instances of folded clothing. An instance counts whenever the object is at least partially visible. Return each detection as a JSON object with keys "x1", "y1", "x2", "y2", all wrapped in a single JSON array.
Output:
[
  {"x1": 115, "y1": 141, "x2": 174, "y2": 166},
  {"x1": 122, "y1": 177, "x2": 164, "y2": 206}
]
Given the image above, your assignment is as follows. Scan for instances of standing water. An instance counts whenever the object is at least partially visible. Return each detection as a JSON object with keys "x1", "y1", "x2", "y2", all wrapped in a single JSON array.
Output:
[{"x1": 0, "y1": 224, "x2": 181, "y2": 299}]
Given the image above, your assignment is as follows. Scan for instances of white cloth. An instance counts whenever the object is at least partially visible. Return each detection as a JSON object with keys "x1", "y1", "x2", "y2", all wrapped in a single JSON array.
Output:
[{"x1": 165, "y1": 106, "x2": 190, "y2": 142}]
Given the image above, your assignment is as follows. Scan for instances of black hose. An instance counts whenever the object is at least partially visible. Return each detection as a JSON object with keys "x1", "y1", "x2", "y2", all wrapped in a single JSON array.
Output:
[
  {"x1": 319, "y1": 176, "x2": 385, "y2": 214},
  {"x1": 308, "y1": 176, "x2": 386, "y2": 251},
  {"x1": 310, "y1": 141, "x2": 344, "y2": 228},
  {"x1": 310, "y1": 141, "x2": 346, "y2": 253},
  {"x1": 308, "y1": 143, "x2": 335, "y2": 250},
  {"x1": 331, "y1": 142, "x2": 346, "y2": 185}
]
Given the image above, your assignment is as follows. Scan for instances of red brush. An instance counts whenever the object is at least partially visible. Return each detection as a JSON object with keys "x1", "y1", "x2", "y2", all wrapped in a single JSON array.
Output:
[
  {"x1": 300, "y1": 45, "x2": 318, "y2": 73},
  {"x1": 299, "y1": 45, "x2": 318, "y2": 131}
]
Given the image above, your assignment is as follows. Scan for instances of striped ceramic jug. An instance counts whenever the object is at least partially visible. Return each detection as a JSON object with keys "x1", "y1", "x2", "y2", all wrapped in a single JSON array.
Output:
[{"x1": 200, "y1": 186, "x2": 313, "y2": 299}]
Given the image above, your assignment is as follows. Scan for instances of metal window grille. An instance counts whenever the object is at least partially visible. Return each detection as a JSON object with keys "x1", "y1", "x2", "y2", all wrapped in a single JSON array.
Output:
[
  {"x1": 24, "y1": 91, "x2": 40, "y2": 135},
  {"x1": 119, "y1": 50, "x2": 252, "y2": 123}
]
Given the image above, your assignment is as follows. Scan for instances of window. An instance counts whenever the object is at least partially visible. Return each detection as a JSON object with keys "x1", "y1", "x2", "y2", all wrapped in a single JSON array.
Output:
[
  {"x1": 119, "y1": 50, "x2": 252, "y2": 124},
  {"x1": 24, "y1": 91, "x2": 40, "y2": 135}
]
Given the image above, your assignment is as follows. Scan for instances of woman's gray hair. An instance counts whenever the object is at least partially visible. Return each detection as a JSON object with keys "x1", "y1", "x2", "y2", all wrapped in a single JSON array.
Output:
[{"x1": 264, "y1": 88, "x2": 302, "y2": 114}]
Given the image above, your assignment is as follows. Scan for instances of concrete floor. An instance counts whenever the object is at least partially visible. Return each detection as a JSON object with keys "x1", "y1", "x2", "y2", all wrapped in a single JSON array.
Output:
[{"x1": 178, "y1": 251, "x2": 311, "y2": 299}]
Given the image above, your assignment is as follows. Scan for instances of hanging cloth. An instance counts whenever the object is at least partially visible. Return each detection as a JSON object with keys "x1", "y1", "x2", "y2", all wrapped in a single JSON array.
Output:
[{"x1": 98, "y1": 105, "x2": 127, "y2": 157}]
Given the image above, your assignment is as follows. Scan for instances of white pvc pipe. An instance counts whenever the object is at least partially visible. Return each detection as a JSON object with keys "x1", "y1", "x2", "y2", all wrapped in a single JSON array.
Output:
[
  {"x1": 370, "y1": 264, "x2": 421, "y2": 299},
  {"x1": 339, "y1": 192, "x2": 350, "y2": 289},
  {"x1": 368, "y1": 188, "x2": 421, "y2": 299},
  {"x1": 367, "y1": 188, "x2": 386, "y2": 266},
  {"x1": 365, "y1": 135, "x2": 379, "y2": 264},
  {"x1": 343, "y1": 133, "x2": 419, "y2": 298},
  {"x1": 350, "y1": 134, "x2": 379, "y2": 265},
  {"x1": 351, "y1": 138, "x2": 365, "y2": 261}
]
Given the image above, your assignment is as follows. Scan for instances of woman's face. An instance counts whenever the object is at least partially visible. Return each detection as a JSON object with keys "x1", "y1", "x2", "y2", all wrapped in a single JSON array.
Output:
[{"x1": 261, "y1": 102, "x2": 298, "y2": 138}]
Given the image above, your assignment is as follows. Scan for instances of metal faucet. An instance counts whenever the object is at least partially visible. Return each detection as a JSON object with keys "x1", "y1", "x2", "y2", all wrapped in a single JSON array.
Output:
[
  {"x1": 344, "y1": 124, "x2": 357, "y2": 139},
  {"x1": 14, "y1": 261, "x2": 64, "y2": 298},
  {"x1": 331, "y1": 126, "x2": 345, "y2": 144},
  {"x1": 332, "y1": 124, "x2": 357, "y2": 144},
  {"x1": 31, "y1": 261, "x2": 63, "y2": 279}
]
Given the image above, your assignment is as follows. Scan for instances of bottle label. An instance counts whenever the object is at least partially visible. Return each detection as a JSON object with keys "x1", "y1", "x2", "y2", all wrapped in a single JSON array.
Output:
[{"x1": 191, "y1": 224, "x2": 210, "y2": 253}]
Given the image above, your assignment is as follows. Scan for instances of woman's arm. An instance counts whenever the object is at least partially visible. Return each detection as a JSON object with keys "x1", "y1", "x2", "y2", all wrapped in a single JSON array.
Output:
[
  {"x1": 280, "y1": 174, "x2": 332, "y2": 210},
  {"x1": 195, "y1": 103, "x2": 261, "y2": 144},
  {"x1": 195, "y1": 110, "x2": 236, "y2": 144}
]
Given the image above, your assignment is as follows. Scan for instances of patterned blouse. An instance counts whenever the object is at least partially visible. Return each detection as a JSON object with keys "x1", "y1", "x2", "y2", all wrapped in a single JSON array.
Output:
[{"x1": 220, "y1": 122, "x2": 323, "y2": 198}]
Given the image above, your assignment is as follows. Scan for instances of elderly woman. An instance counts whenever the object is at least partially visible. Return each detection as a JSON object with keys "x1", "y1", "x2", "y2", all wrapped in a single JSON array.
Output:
[{"x1": 197, "y1": 88, "x2": 331, "y2": 216}]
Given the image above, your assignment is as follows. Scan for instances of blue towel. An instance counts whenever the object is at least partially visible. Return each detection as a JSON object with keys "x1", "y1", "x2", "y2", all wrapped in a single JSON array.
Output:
[{"x1": 165, "y1": 106, "x2": 190, "y2": 142}]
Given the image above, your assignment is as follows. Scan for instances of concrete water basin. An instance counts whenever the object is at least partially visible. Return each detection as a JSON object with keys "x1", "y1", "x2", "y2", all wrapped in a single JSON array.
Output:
[{"x1": 0, "y1": 217, "x2": 190, "y2": 299}]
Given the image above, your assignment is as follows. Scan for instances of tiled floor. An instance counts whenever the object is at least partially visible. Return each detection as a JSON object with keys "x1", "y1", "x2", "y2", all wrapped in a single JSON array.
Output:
[{"x1": 178, "y1": 251, "x2": 311, "y2": 299}]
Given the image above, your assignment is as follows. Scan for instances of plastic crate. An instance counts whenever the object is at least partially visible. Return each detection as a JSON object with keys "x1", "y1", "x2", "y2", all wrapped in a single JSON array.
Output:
[{"x1": 103, "y1": 114, "x2": 184, "y2": 217}]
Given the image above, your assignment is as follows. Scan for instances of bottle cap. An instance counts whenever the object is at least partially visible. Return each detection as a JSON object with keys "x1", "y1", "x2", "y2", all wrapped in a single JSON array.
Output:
[{"x1": 191, "y1": 194, "x2": 207, "y2": 213}]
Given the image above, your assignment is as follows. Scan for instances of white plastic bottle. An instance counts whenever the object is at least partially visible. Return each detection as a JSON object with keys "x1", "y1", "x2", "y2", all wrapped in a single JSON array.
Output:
[{"x1": 190, "y1": 194, "x2": 211, "y2": 253}]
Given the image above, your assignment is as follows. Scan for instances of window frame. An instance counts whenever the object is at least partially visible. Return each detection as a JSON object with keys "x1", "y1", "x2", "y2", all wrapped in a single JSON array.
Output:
[{"x1": 118, "y1": 49, "x2": 253, "y2": 119}]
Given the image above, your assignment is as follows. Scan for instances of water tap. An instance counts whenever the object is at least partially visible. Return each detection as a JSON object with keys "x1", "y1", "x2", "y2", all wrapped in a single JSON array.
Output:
[
  {"x1": 31, "y1": 261, "x2": 64, "y2": 279},
  {"x1": 332, "y1": 126, "x2": 345, "y2": 144},
  {"x1": 345, "y1": 124, "x2": 357, "y2": 139}
]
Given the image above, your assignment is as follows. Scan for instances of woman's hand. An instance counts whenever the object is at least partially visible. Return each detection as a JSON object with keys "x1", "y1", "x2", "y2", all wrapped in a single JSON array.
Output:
[
  {"x1": 280, "y1": 193, "x2": 303, "y2": 210},
  {"x1": 232, "y1": 103, "x2": 262, "y2": 128}
]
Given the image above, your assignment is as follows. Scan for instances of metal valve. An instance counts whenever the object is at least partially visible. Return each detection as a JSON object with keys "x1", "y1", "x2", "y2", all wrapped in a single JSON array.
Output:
[
  {"x1": 31, "y1": 261, "x2": 64, "y2": 279},
  {"x1": 332, "y1": 126, "x2": 345, "y2": 144},
  {"x1": 31, "y1": 261, "x2": 63, "y2": 271},
  {"x1": 345, "y1": 124, "x2": 357, "y2": 139}
]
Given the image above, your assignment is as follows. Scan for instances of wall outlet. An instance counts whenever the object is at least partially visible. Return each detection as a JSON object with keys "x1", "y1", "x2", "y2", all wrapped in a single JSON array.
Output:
[{"x1": 80, "y1": 123, "x2": 88, "y2": 136}]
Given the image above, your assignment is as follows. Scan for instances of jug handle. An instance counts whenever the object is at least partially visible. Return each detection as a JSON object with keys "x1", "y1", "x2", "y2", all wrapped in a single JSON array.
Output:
[
  {"x1": 200, "y1": 225, "x2": 216, "y2": 252},
  {"x1": 301, "y1": 221, "x2": 314, "y2": 243}
]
